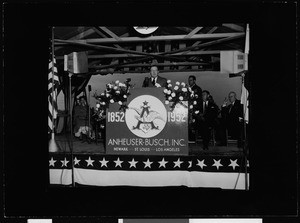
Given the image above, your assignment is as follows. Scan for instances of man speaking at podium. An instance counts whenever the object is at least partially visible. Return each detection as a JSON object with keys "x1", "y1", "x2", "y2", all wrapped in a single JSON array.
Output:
[{"x1": 142, "y1": 63, "x2": 167, "y2": 88}]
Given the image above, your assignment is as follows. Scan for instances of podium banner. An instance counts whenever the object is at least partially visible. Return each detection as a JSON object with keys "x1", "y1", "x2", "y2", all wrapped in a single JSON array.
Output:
[{"x1": 106, "y1": 88, "x2": 189, "y2": 156}]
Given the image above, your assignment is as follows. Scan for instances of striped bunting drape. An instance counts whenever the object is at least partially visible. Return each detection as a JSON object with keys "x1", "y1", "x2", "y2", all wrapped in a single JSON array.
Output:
[{"x1": 48, "y1": 56, "x2": 60, "y2": 134}]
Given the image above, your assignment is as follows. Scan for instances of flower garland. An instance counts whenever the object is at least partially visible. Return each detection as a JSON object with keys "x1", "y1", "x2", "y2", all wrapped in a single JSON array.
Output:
[{"x1": 93, "y1": 80, "x2": 131, "y2": 112}]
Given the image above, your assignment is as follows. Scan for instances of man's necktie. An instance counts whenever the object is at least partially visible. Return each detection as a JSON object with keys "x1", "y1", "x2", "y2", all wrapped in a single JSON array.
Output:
[
  {"x1": 151, "y1": 78, "x2": 155, "y2": 86},
  {"x1": 229, "y1": 104, "x2": 233, "y2": 113}
]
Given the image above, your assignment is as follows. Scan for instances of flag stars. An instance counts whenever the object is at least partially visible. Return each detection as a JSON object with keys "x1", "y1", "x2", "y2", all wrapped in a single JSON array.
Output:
[
  {"x1": 114, "y1": 157, "x2": 123, "y2": 168},
  {"x1": 158, "y1": 158, "x2": 168, "y2": 168},
  {"x1": 229, "y1": 159, "x2": 239, "y2": 170},
  {"x1": 60, "y1": 157, "x2": 69, "y2": 167},
  {"x1": 173, "y1": 158, "x2": 183, "y2": 168},
  {"x1": 74, "y1": 157, "x2": 81, "y2": 166},
  {"x1": 128, "y1": 158, "x2": 138, "y2": 168},
  {"x1": 49, "y1": 157, "x2": 56, "y2": 167},
  {"x1": 143, "y1": 159, "x2": 153, "y2": 169},
  {"x1": 212, "y1": 159, "x2": 223, "y2": 170},
  {"x1": 99, "y1": 157, "x2": 109, "y2": 168},
  {"x1": 188, "y1": 161, "x2": 193, "y2": 168},
  {"x1": 196, "y1": 159, "x2": 207, "y2": 169},
  {"x1": 85, "y1": 156, "x2": 95, "y2": 167}
]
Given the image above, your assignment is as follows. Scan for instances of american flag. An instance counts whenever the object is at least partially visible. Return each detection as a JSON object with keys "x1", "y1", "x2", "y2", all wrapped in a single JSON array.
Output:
[{"x1": 48, "y1": 54, "x2": 60, "y2": 134}]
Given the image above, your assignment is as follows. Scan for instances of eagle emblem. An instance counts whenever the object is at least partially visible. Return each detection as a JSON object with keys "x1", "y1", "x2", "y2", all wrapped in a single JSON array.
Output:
[{"x1": 129, "y1": 101, "x2": 165, "y2": 133}]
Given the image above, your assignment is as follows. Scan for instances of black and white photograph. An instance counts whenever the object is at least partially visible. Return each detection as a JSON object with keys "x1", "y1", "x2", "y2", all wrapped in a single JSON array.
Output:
[{"x1": 48, "y1": 25, "x2": 250, "y2": 190}]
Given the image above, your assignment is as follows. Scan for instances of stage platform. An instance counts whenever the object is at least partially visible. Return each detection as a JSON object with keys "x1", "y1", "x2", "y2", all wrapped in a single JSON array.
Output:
[
  {"x1": 50, "y1": 134, "x2": 248, "y2": 190},
  {"x1": 53, "y1": 134, "x2": 244, "y2": 156}
]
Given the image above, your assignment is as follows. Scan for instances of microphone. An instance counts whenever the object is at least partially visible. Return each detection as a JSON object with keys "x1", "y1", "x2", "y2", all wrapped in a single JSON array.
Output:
[
  {"x1": 229, "y1": 70, "x2": 247, "y2": 78},
  {"x1": 88, "y1": 85, "x2": 92, "y2": 92}
]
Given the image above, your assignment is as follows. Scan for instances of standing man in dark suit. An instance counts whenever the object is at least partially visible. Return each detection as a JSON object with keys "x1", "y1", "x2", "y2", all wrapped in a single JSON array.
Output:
[
  {"x1": 188, "y1": 75, "x2": 202, "y2": 98},
  {"x1": 221, "y1": 91, "x2": 243, "y2": 147},
  {"x1": 188, "y1": 75, "x2": 203, "y2": 141},
  {"x1": 142, "y1": 64, "x2": 167, "y2": 88},
  {"x1": 196, "y1": 90, "x2": 219, "y2": 150}
]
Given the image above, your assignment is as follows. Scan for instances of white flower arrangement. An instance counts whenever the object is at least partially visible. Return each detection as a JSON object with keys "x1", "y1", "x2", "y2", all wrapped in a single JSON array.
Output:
[
  {"x1": 94, "y1": 80, "x2": 130, "y2": 112},
  {"x1": 167, "y1": 79, "x2": 171, "y2": 83},
  {"x1": 193, "y1": 101, "x2": 197, "y2": 105},
  {"x1": 195, "y1": 110, "x2": 200, "y2": 114},
  {"x1": 162, "y1": 80, "x2": 196, "y2": 112}
]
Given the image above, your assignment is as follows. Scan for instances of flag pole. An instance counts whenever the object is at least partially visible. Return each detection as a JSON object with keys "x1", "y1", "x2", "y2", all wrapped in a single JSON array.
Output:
[
  {"x1": 241, "y1": 73, "x2": 248, "y2": 191},
  {"x1": 49, "y1": 26, "x2": 59, "y2": 152},
  {"x1": 243, "y1": 23, "x2": 250, "y2": 190}
]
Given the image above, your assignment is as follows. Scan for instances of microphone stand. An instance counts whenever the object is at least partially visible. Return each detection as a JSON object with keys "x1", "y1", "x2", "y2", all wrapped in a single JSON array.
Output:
[
  {"x1": 68, "y1": 71, "x2": 75, "y2": 187},
  {"x1": 88, "y1": 86, "x2": 91, "y2": 142}
]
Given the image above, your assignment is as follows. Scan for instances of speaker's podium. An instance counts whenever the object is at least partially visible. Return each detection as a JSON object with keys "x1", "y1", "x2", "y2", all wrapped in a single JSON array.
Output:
[{"x1": 106, "y1": 88, "x2": 189, "y2": 156}]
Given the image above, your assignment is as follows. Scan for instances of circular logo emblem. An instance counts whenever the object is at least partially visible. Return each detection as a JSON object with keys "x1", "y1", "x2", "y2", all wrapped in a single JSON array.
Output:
[{"x1": 125, "y1": 95, "x2": 167, "y2": 138}]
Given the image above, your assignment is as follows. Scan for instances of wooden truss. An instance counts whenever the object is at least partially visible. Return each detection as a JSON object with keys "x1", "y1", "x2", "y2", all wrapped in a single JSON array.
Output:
[{"x1": 54, "y1": 25, "x2": 245, "y2": 74}]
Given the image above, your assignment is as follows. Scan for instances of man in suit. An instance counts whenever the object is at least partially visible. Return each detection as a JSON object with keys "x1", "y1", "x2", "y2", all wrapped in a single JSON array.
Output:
[
  {"x1": 221, "y1": 91, "x2": 243, "y2": 147},
  {"x1": 196, "y1": 90, "x2": 219, "y2": 150},
  {"x1": 188, "y1": 75, "x2": 203, "y2": 141},
  {"x1": 142, "y1": 65, "x2": 167, "y2": 88},
  {"x1": 188, "y1": 75, "x2": 202, "y2": 98}
]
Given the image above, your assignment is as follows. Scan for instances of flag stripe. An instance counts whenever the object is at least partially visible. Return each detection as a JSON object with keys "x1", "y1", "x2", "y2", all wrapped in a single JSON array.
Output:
[
  {"x1": 49, "y1": 168, "x2": 248, "y2": 190},
  {"x1": 48, "y1": 55, "x2": 60, "y2": 133}
]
